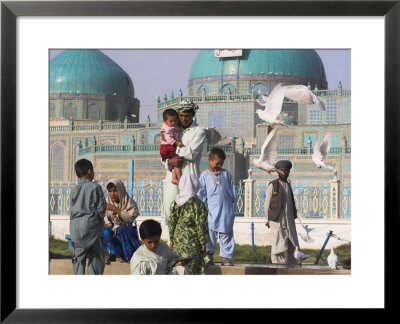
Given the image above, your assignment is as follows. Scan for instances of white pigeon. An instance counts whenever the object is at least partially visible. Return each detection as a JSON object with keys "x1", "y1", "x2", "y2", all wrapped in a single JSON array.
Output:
[
  {"x1": 312, "y1": 133, "x2": 335, "y2": 171},
  {"x1": 247, "y1": 168, "x2": 253, "y2": 179},
  {"x1": 327, "y1": 247, "x2": 338, "y2": 269},
  {"x1": 293, "y1": 246, "x2": 310, "y2": 267},
  {"x1": 297, "y1": 216, "x2": 315, "y2": 243},
  {"x1": 131, "y1": 113, "x2": 136, "y2": 118},
  {"x1": 249, "y1": 128, "x2": 283, "y2": 175},
  {"x1": 255, "y1": 83, "x2": 289, "y2": 128},
  {"x1": 299, "y1": 226, "x2": 315, "y2": 243},
  {"x1": 283, "y1": 84, "x2": 325, "y2": 111}
]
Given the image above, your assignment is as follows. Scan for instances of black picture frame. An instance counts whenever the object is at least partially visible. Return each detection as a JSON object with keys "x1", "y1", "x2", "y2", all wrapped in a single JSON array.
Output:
[{"x1": 1, "y1": 0, "x2": 398, "y2": 322}]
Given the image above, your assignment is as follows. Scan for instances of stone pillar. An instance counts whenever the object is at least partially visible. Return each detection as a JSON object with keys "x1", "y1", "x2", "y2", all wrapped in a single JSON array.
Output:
[
  {"x1": 243, "y1": 179, "x2": 254, "y2": 218},
  {"x1": 240, "y1": 137, "x2": 244, "y2": 154},
  {"x1": 231, "y1": 136, "x2": 236, "y2": 153},
  {"x1": 330, "y1": 179, "x2": 340, "y2": 219}
]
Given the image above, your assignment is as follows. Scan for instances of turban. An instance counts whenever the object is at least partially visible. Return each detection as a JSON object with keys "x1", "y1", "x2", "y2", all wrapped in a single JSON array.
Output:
[
  {"x1": 275, "y1": 160, "x2": 292, "y2": 169},
  {"x1": 176, "y1": 100, "x2": 199, "y2": 113}
]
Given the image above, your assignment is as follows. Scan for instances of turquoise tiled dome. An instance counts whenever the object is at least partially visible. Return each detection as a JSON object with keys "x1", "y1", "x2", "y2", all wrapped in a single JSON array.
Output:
[
  {"x1": 50, "y1": 50, "x2": 134, "y2": 97},
  {"x1": 189, "y1": 49, "x2": 327, "y2": 84}
]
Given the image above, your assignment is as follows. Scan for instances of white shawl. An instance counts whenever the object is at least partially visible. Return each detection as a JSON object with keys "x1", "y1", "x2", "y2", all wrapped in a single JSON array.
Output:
[{"x1": 175, "y1": 173, "x2": 200, "y2": 207}]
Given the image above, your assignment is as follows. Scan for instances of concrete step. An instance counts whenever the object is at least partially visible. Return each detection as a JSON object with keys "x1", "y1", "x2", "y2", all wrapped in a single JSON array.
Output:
[
  {"x1": 49, "y1": 259, "x2": 350, "y2": 275},
  {"x1": 205, "y1": 262, "x2": 351, "y2": 275}
]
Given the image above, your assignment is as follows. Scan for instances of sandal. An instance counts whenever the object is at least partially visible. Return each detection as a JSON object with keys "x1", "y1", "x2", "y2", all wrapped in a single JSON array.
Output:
[
  {"x1": 222, "y1": 258, "x2": 234, "y2": 266},
  {"x1": 205, "y1": 251, "x2": 215, "y2": 266},
  {"x1": 104, "y1": 254, "x2": 111, "y2": 265}
]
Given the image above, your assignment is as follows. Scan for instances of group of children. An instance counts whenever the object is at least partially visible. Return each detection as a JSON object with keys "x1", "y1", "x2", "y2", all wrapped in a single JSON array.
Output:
[{"x1": 69, "y1": 144, "x2": 236, "y2": 275}]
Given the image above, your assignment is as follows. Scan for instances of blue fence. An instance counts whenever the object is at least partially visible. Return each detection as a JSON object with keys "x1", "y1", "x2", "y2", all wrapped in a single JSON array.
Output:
[
  {"x1": 252, "y1": 185, "x2": 331, "y2": 218},
  {"x1": 49, "y1": 183, "x2": 349, "y2": 218},
  {"x1": 341, "y1": 187, "x2": 351, "y2": 218},
  {"x1": 234, "y1": 183, "x2": 245, "y2": 216},
  {"x1": 49, "y1": 183, "x2": 246, "y2": 216}
]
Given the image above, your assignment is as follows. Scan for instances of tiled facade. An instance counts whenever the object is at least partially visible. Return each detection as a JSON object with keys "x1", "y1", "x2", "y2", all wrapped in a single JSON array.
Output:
[{"x1": 49, "y1": 49, "x2": 351, "y2": 220}]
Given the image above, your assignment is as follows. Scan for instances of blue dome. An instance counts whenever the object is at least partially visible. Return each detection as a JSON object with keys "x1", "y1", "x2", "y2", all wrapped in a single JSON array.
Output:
[
  {"x1": 50, "y1": 50, "x2": 134, "y2": 97},
  {"x1": 189, "y1": 49, "x2": 327, "y2": 86}
]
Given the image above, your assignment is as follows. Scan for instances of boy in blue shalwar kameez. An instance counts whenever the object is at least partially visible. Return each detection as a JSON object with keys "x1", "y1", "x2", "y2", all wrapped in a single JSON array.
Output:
[{"x1": 198, "y1": 147, "x2": 236, "y2": 266}]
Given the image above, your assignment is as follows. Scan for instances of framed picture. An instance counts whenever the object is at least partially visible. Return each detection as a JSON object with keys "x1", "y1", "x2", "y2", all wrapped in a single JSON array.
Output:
[{"x1": 1, "y1": 0, "x2": 397, "y2": 321}]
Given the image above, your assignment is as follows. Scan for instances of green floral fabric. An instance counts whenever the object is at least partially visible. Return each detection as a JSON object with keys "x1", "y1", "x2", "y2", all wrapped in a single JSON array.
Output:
[{"x1": 168, "y1": 197, "x2": 209, "y2": 274}]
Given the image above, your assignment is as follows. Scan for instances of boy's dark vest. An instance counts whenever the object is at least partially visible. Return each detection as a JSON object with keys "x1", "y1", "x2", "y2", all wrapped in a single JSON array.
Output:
[{"x1": 267, "y1": 179, "x2": 297, "y2": 221}]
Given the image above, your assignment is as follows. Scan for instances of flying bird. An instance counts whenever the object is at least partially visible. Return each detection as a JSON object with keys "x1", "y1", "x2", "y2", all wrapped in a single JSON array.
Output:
[
  {"x1": 249, "y1": 128, "x2": 283, "y2": 175},
  {"x1": 282, "y1": 84, "x2": 325, "y2": 111},
  {"x1": 296, "y1": 216, "x2": 331, "y2": 243},
  {"x1": 299, "y1": 227, "x2": 315, "y2": 243},
  {"x1": 255, "y1": 83, "x2": 325, "y2": 128},
  {"x1": 327, "y1": 247, "x2": 338, "y2": 269},
  {"x1": 312, "y1": 133, "x2": 335, "y2": 171},
  {"x1": 131, "y1": 113, "x2": 136, "y2": 118},
  {"x1": 297, "y1": 216, "x2": 315, "y2": 243},
  {"x1": 255, "y1": 83, "x2": 288, "y2": 128},
  {"x1": 293, "y1": 246, "x2": 310, "y2": 267}
]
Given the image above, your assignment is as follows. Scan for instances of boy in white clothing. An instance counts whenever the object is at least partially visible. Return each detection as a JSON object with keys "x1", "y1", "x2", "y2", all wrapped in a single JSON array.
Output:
[{"x1": 130, "y1": 219, "x2": 191, "y2": 275}]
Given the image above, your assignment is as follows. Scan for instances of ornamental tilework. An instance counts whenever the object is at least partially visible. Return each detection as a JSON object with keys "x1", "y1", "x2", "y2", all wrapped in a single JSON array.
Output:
[
  {"x1": 299, "y1": 104, "x2": 308, "y2": 124},
  {"x1": 293, "y1": 162, "x2": 319, "y2": 172},
  {"x1": 122, "y1": 132, "x2": 135, "y2": 145},
  {"x1": 325, "y1": 99, "x2": 338, "y2": 124},
  {"x1": 279, "y1": 132, "x2": 296, "y2": 148},
  {"x1": 99, "y1": 137, "x2": 118, "y2": 145},
  {"x1": 231, "y1": 111, "x2": 246, "y2": 128},
  {"x1": 309, "y1": 110, "x2": 322, "y2": 124},
  {"x1": 340, "y1": 99, "x2": 351, "y2": 123},
  {"x1": 134, "y1": 178, "x2": 163, "y2": 186},
  {"x1": 326, "y1": 131, "x2": 341, "y2": 147},
  {"x1": 208, "y1": 111, "x2": 223, "y2": 128},
  {"x1": 51, "y1": 144, "x2": 65, "y2": 182},
  {"x1": 302, "y1": 131, "x2": 318, "y2": 146},
  {"x1": 345, "y1": 161, "x2": 351, "y2": 173},
  {"x1": 135, "y1": 159, "x2": 164, "y2": 170}
]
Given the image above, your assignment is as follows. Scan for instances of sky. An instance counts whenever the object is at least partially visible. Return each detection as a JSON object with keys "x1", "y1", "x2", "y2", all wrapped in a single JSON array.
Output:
[{"x1": 50, "y1": 49, "x2": 350, "y2": 122}]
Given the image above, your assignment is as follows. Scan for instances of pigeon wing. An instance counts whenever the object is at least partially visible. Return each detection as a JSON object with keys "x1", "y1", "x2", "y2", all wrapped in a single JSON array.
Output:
[
  {"x1": 311, "y1": 93, "x2": 326, "y2": 111},
  {"x1": 259, "y1": 127, "x2": 279, "y2": 165},
  {"x1": 256, "y1": 94, "x2": 269, "y2": 106},
  {"x1": 265, "y1": 83, "x2": 286, "y2": 119},
  {"x1": 312, "y1": 139, "x2": 323, "y2": 163},
  {"x1": 319, "y1": 134, "x2": 331, "y2": 159},
  {"x1": 283, "y1": 85, "x2": 314, "y2": 104}
]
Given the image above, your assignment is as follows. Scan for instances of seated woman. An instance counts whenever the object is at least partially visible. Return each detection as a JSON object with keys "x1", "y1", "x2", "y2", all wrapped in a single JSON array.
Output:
[{"x1": 103, "y1": 178, "x2": 140, "y2": 263}]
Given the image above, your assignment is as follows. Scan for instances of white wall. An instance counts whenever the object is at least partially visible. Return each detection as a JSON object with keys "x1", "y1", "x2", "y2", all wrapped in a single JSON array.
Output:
[{"x1": 50, "y1": 215, "x2": 350, "y2": 250}]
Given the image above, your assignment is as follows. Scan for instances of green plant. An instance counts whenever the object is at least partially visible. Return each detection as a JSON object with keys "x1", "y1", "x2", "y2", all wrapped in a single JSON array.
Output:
[
  {"x1": 49, "y1": 235, "x2": 73, "y2": 259},
  {"x1": 49, "y1": 235, "x2": 351, "y2": 267}
]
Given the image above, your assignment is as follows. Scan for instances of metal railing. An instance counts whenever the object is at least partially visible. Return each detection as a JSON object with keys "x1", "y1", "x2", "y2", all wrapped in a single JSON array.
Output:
[
  {"x1": 244, "y1": 147, "x2": 351, "y2": 156},
  {"x1": 49, "y1": 183, "x2": 246, "y2": 217},
  {"x1": 50, "y1": 181, "x2": 350, "y2": 219}
]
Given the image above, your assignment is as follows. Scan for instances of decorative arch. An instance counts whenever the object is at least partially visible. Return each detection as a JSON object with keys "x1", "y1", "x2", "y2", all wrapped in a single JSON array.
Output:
[
  {"x1": 49, "y1": 103, "x2": 56, "y2": 119},
  {"x1": 197, "y1": 85, "x2": 208, "y2": 96},
  {"x1": 87, "y1": 103, "x2": 100, "y2": 120},
  {"x1": 108, "y1": 105, "x2": 120, "y2": 121},
  {"x1": 221, "y1": 83, "x2": 236, "y2": 95},
  {"x1": 63, "y1": 102, "x2": 78, "y2": 119},
  {"x1": 251, "y1": 83, "x2": 269, "y2": 95}
]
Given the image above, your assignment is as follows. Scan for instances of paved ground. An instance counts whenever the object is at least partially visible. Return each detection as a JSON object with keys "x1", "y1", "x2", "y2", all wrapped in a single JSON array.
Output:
[
  {"x1": 49, "y1": 259, "x2": 350, "y2": 275},
  {"x1": 50, "y1": 259, "x2": 131, "y2": 275}
]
